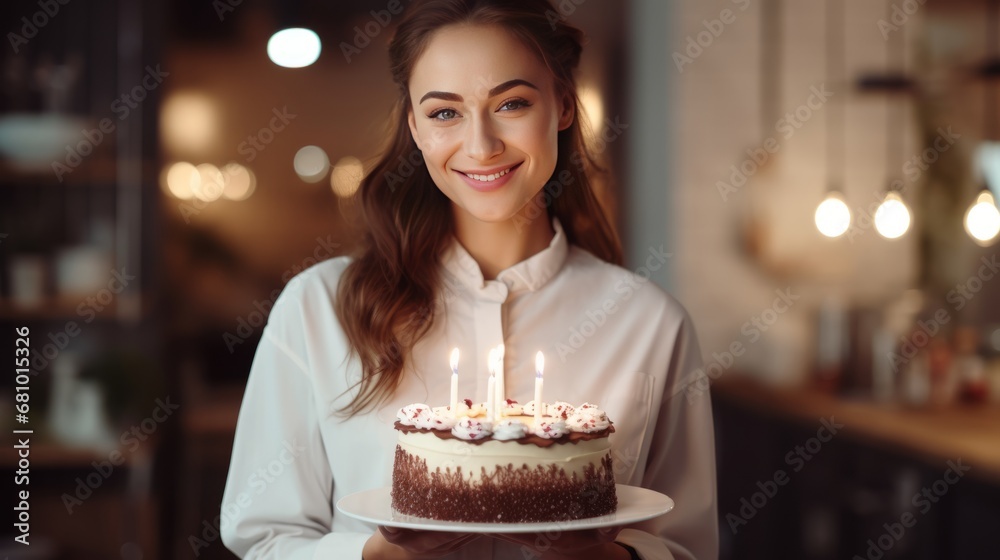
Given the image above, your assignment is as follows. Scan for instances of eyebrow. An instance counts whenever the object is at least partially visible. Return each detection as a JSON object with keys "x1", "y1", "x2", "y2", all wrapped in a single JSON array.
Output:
[{"x1": 419, "y1": 79, "x2": 539, "y2": 104}]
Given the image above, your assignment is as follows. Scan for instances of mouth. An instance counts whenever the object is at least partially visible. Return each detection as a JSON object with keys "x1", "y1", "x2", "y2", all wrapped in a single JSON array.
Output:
[{"x1": 457, "y1": 163, "x2": 523, "y2": 183}]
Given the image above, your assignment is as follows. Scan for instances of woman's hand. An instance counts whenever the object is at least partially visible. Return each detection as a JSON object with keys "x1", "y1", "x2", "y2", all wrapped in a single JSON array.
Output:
[
  {"x1": 492, "y1": 526, "x2": 630, "y2": 559},
  {"x1": 362, "y1": 526, "x2": 481, "y2": 559}
]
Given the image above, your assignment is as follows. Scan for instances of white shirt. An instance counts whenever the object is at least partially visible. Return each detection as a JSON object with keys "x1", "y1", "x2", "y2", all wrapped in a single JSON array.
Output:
[{"x1": 221, "y1": 216, "x2": 719, "y2": 560}]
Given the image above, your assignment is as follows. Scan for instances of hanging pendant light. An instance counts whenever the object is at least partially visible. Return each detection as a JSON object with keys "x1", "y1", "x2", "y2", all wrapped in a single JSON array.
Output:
[
  {"x1": 816, "y1": 0, "x2": 850, "y2": 238},
  {"x1": 967, "y1": 0, "x2": 1000, "y2": 246},
  {"x1": 875, "y1": 189, "x2": 912, "y2": 239},
  {"x1": 965, "y1": 189, "x2": 1000, "y2": 245},
  {"x1": 875, "y1": 2, "x2": 912, "y2": 241},
  {"x1": 816, "y1": 188, "x2": 852, "y2": 238}
]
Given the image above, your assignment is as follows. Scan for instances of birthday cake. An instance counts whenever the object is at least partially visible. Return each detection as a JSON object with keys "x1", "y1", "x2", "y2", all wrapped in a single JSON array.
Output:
[{"x1": 390, "y1": 399, "x2": 617, "y2": 523}]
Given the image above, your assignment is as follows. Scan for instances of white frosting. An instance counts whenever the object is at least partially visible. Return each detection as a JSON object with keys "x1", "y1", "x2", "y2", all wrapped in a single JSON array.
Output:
[
  {"x1": 451, "y1": 417, "x2": 493, "y2": 440},
  {"x1": 492, "y1": 419, "x2": 529, "y2": 441},
  {"x1": 397, "y1": 430, "x2": 611, "y2": 481},
  {"x1": 399, "y1": 400, "x2": 611, "y2": 439},
  {"x1": 430, "y1": 406, "x2": 459, "y2": 430},
  {"x1": 549, "y1": 401, "x2": 575, "y2": 419},
  {"x1": 396, "y1": 404, "x2": 431, "y2": 427},
  {"x1": 566, "y1": 407, "x2": 610, "y2": 433},
  {"x1": 533, "y1": 418, "x2": 569, "y2": 439}
]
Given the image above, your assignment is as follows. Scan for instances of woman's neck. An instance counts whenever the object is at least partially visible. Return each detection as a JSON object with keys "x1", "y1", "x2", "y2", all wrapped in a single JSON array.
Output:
[{"x1": 451, "y1": 205, "x2": 555, "y2": 281}]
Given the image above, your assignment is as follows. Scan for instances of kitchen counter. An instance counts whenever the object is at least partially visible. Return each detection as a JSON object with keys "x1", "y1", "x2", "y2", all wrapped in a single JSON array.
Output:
[{"x1": 711, "y1": 374, "x2": 1000, "y2": 485}]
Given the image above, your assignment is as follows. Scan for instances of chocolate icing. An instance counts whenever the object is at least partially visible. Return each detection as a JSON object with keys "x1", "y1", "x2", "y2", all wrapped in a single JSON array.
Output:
[
  {"x1": 393, "y1": 420, "x2": 615, "y2": 447},
  {"x1": 390, "y1": 446, "x2": 618, "y2": 523}
]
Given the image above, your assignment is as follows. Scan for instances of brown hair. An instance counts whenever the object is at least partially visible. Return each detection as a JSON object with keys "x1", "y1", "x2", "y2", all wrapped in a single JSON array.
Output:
[{"x1": 335, "y1": 0, "x2": 622, "y2": 417}]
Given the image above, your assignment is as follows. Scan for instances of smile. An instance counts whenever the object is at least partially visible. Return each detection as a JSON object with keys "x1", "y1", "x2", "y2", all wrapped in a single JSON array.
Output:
[{"x1": 460, "y1": 163, "x2": 521, "y2": 182}]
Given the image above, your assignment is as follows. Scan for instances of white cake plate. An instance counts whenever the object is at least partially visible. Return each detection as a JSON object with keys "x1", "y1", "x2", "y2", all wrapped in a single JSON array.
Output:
[{"x1": 336, "y1": 484, "x2": 673, "y2": 533}]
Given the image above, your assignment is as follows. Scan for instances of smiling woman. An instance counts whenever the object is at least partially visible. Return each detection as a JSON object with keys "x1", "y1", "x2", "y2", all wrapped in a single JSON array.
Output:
[
  {"x1": 405, "y1": 24, "x2": 573, "y2": 240},
  {"x1": 220, "y1": 1, "x2": 718, "y2": 559}
]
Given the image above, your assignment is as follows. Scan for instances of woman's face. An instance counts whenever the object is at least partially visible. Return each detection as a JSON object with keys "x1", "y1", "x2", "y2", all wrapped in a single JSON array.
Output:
[{"x1": 406, "y1": 24, "x2": 574, "y2": 224}]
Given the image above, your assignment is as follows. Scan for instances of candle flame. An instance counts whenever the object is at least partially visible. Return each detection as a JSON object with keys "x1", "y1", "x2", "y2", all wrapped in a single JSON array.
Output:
[
  {"x1": 487, "y1": 347, "x2": 497, "y2": 375},
  {"x1": 497, "y1": 343, "x2": 505, "y2": 360},
  {"x1": 535, "y1": 351, "x2": 544, "y2": 377},
  {"x1": 450, "y1": 347, "x2": 459, "y2": 373}
]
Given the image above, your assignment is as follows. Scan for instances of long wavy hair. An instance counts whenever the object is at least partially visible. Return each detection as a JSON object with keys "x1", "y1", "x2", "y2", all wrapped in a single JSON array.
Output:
[{"x1": 335, "y1": 0, "x2": 623, "y2": 417}]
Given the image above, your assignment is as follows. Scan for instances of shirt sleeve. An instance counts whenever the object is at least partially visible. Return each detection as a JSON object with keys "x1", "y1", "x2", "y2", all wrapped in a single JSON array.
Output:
[
  {"x1": 615, "y1": 314, "x2": 720, "y2": 560},
  {"x1": 220, "y1": 325, "x2": 371, "y2": 559}
]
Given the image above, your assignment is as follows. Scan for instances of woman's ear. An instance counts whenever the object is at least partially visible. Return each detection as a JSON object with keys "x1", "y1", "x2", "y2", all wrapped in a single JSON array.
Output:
[
  {"x1": 557, "y1": 93, "x2": 576, "y2": 131},
  {"x1": 407, "y1": 108, "x2": 422, "y2": 150}
]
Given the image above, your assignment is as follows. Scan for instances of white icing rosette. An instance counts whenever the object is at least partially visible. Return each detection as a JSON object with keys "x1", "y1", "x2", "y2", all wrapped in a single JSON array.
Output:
[
  {"x1": 577, "y1": 402, "x2": 601, "y2": 411},
  {"x1": 548, "y1": 401, "x2": 575, "y2": 419},
  {"x1": 430, "y1": 406, "x2": 459, "y2": 430},
  {"x1": 396, "y1": 403, "x2": 432, "y2": 427},
  {"x1": 533, "y1": 418, "x2": 569, "y2": 439},
  {"x1": 451, "y1": 417, "x2": 493, "y2": 441},
  {"x1": 566, "y1": 407, "x2": 610, "y2": 433},
  {"x1": 491, "y1": 419, "x2": 528, "y2": 441}
]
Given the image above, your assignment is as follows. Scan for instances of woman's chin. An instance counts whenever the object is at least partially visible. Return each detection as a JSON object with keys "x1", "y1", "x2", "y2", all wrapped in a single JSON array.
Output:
[{"x1": 451, "y1": 204, "x2": 524, "y2": 226}]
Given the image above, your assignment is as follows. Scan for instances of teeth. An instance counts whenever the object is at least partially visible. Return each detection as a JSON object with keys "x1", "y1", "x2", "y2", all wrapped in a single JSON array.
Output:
[{"x1": 465, "y1": 165, "x2": 514, "y2": 182}]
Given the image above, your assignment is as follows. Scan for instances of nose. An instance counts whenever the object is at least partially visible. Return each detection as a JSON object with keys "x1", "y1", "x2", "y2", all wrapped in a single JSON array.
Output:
[{"x1": 462, "y1": 114, "x2": 504, "y2": 162}]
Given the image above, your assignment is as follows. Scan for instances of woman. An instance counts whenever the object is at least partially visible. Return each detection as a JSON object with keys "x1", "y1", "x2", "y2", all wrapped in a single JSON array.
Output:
[{"x1": 221, "y1": 1, "x2": 718, "y2": 558}]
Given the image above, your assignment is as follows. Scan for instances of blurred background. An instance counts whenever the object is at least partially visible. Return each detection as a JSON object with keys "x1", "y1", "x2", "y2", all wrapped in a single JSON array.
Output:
[{"x1": 1, "y1": 0, "x2": 999, "y2": 558}]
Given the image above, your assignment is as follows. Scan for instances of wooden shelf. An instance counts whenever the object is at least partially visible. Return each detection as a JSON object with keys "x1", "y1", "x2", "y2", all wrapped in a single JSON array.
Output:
[
  {"x1": 0, "y1": 293, "x2": 147, "y2": 322},
  {"x1": 0, "y1": 440, "x2": 154, "y2": 469}
]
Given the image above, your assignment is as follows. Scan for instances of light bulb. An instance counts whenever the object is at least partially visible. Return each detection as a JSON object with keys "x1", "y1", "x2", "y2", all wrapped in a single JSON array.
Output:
[
  {"x1": 815, "y1": 192, "x2": 851, "y2": 238},
  {"x1": 267, "y1": 28, "x2": 321, "y2": 68},
  {"x1": 874, "y1": 191, "x2": 911, "y2": 239},
  {"x1": 294, "y1": 145, "x2": 330, "y2": 183},
  {"x1": 162, "y1": 162, "x2": 198, "y2": 200},
  {"x1": 964, "y1": 190, "x2": 1000, "y2": 246}
]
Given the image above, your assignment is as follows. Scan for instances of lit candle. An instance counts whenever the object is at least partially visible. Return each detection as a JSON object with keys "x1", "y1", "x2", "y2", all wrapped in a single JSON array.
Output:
[
  {"x1": 495, "y1": 344, "x2": 505, "y2": 420},
  {"x1": 534, "y1": 351, "x2": 545, "y2": 426},
  {"x1": 486, "y1": 365, "x2": 496, "y2": 422},
  {"x1": 449, "y1": 347, "x2": 459, "y2": 416}
]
